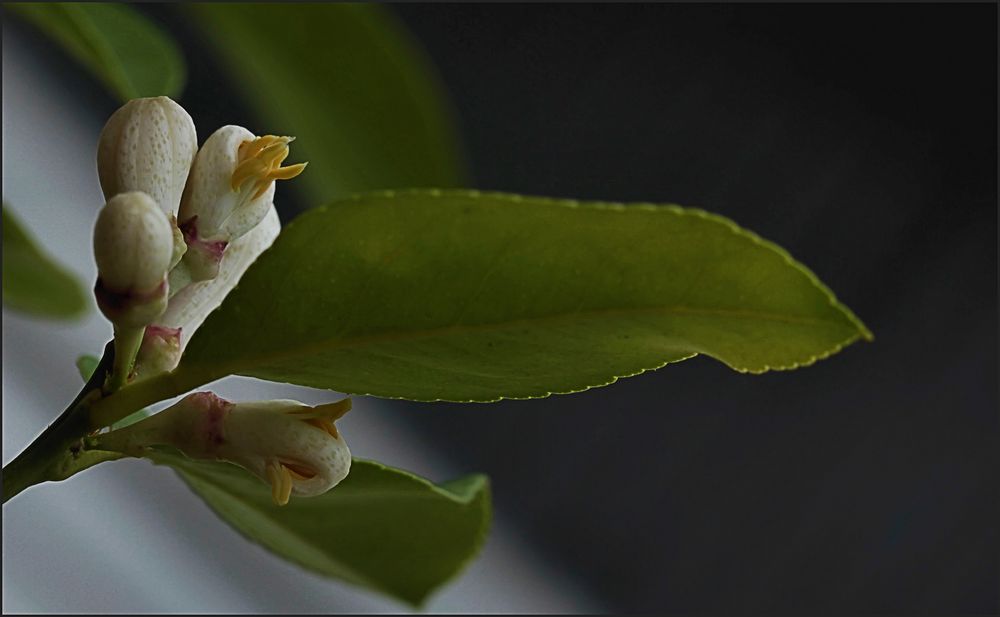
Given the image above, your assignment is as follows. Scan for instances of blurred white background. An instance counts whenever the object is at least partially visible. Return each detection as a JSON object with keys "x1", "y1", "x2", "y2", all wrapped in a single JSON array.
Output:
[{"x1": 2, "y1": 24, "x2": 604, "y2": 613}]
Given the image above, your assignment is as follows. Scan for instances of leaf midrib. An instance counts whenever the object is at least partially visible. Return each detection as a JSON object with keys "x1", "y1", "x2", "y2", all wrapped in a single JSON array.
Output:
[{"x1": 188, "y1": 301, "x2": 856, "y2": 378}]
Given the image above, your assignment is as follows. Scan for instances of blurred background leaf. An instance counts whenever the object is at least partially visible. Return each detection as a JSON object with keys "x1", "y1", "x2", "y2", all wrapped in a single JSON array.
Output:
[
  {"x1": 5, "y1": 2, "x2": 185, "y2": 102},
  {"x1": 148, "y1": 450, "x2": 491, "y2": 608},
  {"x1": 188, "y1": 3, "x2": 467, "y2": 202},
  {"x1": 2, "y1": 204, "x2": 88, "y2": 320}
]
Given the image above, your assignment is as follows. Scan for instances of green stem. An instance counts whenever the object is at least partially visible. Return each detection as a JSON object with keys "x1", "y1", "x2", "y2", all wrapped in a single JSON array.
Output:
[
  {"x1": 88, "y1": 369, "x2": 188, "y2": 430},
  {"x1": 2, "y1": 411, "x2": 90, "y2": 503},
  {"x1": 2, "y1": 343, "x2": 113, "y2": 503},
  {"x1": 107, "y1": 325, "x2": 144, "y2": 392}
]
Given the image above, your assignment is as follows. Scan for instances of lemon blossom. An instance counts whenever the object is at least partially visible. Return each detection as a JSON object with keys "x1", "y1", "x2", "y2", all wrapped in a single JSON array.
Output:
[
  {"x1": 98, "y1": 392, "x2": 352, "y2": 506},
  {"x1": 93, "y1": 191, "x2": 173, "y2": 328},
  {"x1": 132, "y1": 205, "x2": 281, "y2": 380},
  {"x1": 177, "y1": 125, "x2": 305, "y2": 282},
  {"x1": 97, "y1": 96, "x2": 198, "y2": 218},
  {"x1": 93, "y1": 190, "x2": 175, "y2": 391}
]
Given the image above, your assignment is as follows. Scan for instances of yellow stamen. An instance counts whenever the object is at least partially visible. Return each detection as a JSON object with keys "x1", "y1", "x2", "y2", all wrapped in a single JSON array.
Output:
[
  {"x1": 266, "y1": 459, "x2": 293, "y2": 506},
  {"x1": 306, "y1": 417, "x2": 339, "y2": 439},
  {"x1": 282, "y1": 460, "x2": 318, "y2": 480},
  {"x1": 287, "y1": 398, "x2": 351, "y2": 421},
  {"x1": 289, "y1": 398, "x2": 351, "y2": 439},
  {"x1": 230, "y1": 134, "x2": 306, "y2": 198}
]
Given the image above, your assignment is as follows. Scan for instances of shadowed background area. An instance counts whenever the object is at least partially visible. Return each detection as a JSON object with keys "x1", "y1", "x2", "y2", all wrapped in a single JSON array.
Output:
[
  {"x1": 373, "y1": 5, "x2": 999, "y2": 612},
  {"x1": 4, "y1": 3, "x2": 997, "y2": 614}
]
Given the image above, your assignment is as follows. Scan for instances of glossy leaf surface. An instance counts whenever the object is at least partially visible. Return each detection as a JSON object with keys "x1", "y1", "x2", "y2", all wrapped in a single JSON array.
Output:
[
  {"x1": 148, "y1": 450, "x2": 491, "y2": 607},
  {"x1": 173, "y1": 190, "x2": 871, "y2": 402}
]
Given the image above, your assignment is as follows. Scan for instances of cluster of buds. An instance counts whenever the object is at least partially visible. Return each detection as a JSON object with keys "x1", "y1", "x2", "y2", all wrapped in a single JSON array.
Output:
[
  {"x1": 97, "y1": 393, "x2": 352, "y2": 506},
  {"x1": 90, "y1": 97, "x2": 349, "y2": 504},
  {"x1": 92, "y1": 96, "x2": 304, "y2": 388}
]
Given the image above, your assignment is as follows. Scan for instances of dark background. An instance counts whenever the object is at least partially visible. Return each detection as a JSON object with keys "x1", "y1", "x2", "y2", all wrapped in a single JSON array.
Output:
[
  {"x1": 28, "y1": 3, "x2": 999, "y2": 613},
  {"x1": 390, "y1": 6, "x2": 999, "y2": 614}
]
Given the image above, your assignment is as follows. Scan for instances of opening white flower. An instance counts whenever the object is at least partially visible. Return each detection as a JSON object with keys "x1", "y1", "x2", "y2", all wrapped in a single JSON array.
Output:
[
  {"x1": 130, "y1": 204, "x2": 280, "y2": 380},
  {"x1": 177, "y1": 126, "x2": 305, "y2": 282}
]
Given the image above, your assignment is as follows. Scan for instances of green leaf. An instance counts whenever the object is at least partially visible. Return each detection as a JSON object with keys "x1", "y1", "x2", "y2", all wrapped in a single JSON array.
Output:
[
  {"x1": 146, "y1": 450, "x2": 491, "y2": 607},
  {"x1": 169, "y1": 190, "x2": 872, "y2": 403},
  {"x1": 189, "y1": 3, "x2": 466, "y2": 200},
  {"x1": 6, "y1": 2, "x2": 185, "y2": 101},
  {"x1": 2, "y1": 205, "x2": 87, "y2": 319},
  {"x1": 75, "y1": 354, "x2": 100, "y2": 382}
]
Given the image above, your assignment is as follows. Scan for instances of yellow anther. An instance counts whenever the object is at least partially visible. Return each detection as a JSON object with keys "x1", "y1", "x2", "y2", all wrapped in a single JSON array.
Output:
[
  {"x1": 306, "y1": 417, "x2": 339, "y2": 439},
  {"x1": 289, "y1": 398, "x2": 350, "y2": 439},
  {"x1": 230, "y1": 134, "x2": 306, "y2": 198},
  {"x1": 266, "y1": 459, "x2": 293, "y2": 506},
  {"x1": 282, "y1": 460, "x2": 318, "y2": 481}
]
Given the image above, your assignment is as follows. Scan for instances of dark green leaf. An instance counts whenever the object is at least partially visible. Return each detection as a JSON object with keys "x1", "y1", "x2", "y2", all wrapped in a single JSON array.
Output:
[
  {"x1": 6, "y1": 2, "x2": 185, "y2": 101},
  {"x1": 3, "y1": 205, "x2": 88, "y2": 319},
  {"x1": 147, "y1": 450, "x2": 491, "y2": 607},
  {"x1": 170, "y1": 190, "x2": 871, "y2": 402},
  {"x1": 189, "y1": 3, "x2": 466, "y2": 200}
]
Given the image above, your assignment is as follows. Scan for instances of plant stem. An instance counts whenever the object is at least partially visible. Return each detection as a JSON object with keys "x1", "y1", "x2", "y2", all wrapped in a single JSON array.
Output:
[
  {"x1": 88, "y1": 369, "x2": 188, "y2": 430},
  {"x1": 2, "y1": 342, "x2": 113, "y2": 503},
  {"x1": 107, "y1": 325, "x2": 145, "y2": 392},
  {"x1": 3, "y1": 342, "x2": 193, "y2": 503},
  {"x1": 2, "y1": 411, "x2": 90, "y2": 503}
]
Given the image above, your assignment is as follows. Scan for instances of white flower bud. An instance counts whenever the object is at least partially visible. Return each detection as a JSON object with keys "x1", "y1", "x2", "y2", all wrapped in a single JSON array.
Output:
[
  {"x1": 177, "y1": 126, "x2": 303, "y2": 281},
  {"x1": 99, "y1": 392, "x2": 352, "y2": 506},
  {"x1": 167, "y1": 205, "x2": 280, "y2": 338},
  {"x1": 97, "y1": 96, "x2": 197, "y2": 217},
  {"x1": 131, "y1": 326, "x2": 182, "y2": 382},
  {"x1": 93, "y1": 191, "x2": 173, "y2": 327}
]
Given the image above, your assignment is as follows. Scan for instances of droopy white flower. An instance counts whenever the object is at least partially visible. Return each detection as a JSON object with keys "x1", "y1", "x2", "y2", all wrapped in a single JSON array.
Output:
[
  {"x1": 99, "y1": 392, "x2": 352, "y2": 506},
  {"x1": 132, "y1": 205, "x2": 280, "y2": 379},
  {"x1": 97, "y1": 96, "x2": 197, "y2": 217},
  {"x1": 93, "y1": 191, "x2": 173, "y2": 328},
  {"x1": 177, "y1": 126, "x2": 304, "y2": 281}
]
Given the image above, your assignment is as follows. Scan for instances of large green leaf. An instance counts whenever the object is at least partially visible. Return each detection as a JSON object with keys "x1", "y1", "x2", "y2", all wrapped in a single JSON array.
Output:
[
  {"x1": 169, "y1": 190, "x2": 871, "y2": 402},
  {"x1": 146, "y1": 450, "x2": 491, "y2": 607},
  {"x1": 6, "y1": 2, "x2": 184, "y2": 101},
  {"x1": 189, "y1": 3, "x2": 466, "y2": 200},
  {"x1": 2, "y1": 205, "x2": 87, "y2": 319}
]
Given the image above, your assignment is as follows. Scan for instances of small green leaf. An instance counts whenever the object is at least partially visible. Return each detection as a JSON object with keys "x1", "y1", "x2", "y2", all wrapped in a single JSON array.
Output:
[
  {"x1": 169, "y1": 190, "x2": 871, "y2": 402},
  {"x1": 147, "y1": 450, "x2": 491, "y2": 607},
  {"x1": 6, "y1": 2, "x2": 185, "y2": 101},
  {"x1": 189, "y1": 3, "x2": 466, "y2": 200},
  {"x1": 75, "y1": 354, "x2": 100, "y2": 382},
  {"x1": 3, "y1": 205, "x2": 87, "y2": 319}
]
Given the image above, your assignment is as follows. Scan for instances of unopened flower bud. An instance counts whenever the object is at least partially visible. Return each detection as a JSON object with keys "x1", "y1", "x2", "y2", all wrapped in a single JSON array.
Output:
[
  {"x1": 99, "y1": 392, "x2": 352, "y2": 506},
  {"x1": 93, "y1": 191, "x2": 173, "y2": 328},
  {"x1": 132, "y1": 326, "x2": 181, "y2": 382},
  {"x1": 177, "y1": 126, "x2": 304, "y2": 281},
  {"x1": 97, "y1": 96, "x2": 197, "y2": 217},
  {"x1": 135, "y1": 205, "x2": 280, "y2": 378}
]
